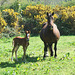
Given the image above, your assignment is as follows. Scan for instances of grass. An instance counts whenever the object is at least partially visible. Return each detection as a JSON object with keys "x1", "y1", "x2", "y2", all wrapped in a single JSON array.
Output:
[{"x1": 0, "y1": 35, "x2": 75, "y2": 75}]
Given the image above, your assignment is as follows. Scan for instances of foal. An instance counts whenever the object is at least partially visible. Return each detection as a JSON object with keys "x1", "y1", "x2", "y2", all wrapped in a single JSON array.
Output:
[
  {"x1": 40, "y1": 12, "x2": 60, "y2": 58},
  {"x1": 11, "y1": 31, "x2": 31, "y2": 61}
]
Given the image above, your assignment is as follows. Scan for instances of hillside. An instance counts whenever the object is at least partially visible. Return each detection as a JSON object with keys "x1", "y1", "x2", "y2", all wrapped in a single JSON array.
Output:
[{"x1": 0, "y1": 0, "x2": 74, "y2": 6}]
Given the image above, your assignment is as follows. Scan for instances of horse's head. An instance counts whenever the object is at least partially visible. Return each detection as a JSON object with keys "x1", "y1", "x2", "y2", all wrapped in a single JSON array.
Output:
[
  {"x1": 47, "y1": 12, "x2": 54, "y2": 30},
  {"x1": 25, "y1": 30, "x2": 31, "y2": 41}
]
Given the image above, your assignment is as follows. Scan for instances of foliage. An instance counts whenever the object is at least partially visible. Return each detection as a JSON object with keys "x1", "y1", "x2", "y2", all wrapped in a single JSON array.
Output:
[
  {"x1": 10, "y1": 0, "x2": 20, "y2": 12},
  {"x1": 62, "y1": 0, "x2": 75, "y2": 7},
  {"x1": 53, "y1": 5, "x2": 75, "y2": 35},
  {"x1": 0, "y1": 17, "x2": 7, "y2": 34},
  {"x1": 23, "y1": 4, "x2": 58, "y2": 33},
  {"x1": 0, "y1": 0, "x2": 75, "y2": 36},
  {"x1": 22, "y1": 4, "x2": 75, "y2": 34},
  {"x1": 2, "y1": 9, "x2": 19, "y2": 27},
  {"x1": 0, "y1": 9, "x2": 24, "y2": 37}
]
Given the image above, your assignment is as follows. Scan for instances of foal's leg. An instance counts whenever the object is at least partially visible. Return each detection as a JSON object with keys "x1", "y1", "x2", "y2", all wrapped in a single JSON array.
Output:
[
  {"x1": 43, "y1": 42, "x2": 48, "y2": 58},
  {"x1": 49, "y1": 43, "x2": 53, "y2": 57},
  {"x1": 54, "y1": 42, "x2": 57, "y2": 58},
  {"x1": 11, "y1": 47, "x2": 15, "y2": 61},
  {"x1": 22, "y1": 46, "x2": 26, "y2": 61},
  {"x1": 15, "y1": 45, "x2": 19, "y2": 61}
]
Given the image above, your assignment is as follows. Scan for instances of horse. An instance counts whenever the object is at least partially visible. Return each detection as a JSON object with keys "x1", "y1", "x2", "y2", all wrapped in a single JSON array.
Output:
[
  {"x1": 11, "y1": 30, "x2": 31, "y2": 61},
  {"x1": 40, "y1": 12, "x2": 60, "y2": 58}
]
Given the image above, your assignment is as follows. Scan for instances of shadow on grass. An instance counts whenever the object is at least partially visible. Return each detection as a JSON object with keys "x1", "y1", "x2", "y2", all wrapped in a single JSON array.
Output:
[{"x1": 0, "y1": 56, "x2": 38, "y2": 68}]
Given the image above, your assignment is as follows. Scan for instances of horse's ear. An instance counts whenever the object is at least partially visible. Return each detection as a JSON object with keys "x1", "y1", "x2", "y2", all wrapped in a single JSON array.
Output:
[
  {"x1": 47, "y1": 12, "x2": 49, "y2": 16},
  {"x1": 52, "y1": 12, "x2": 54, "y2": 16}
]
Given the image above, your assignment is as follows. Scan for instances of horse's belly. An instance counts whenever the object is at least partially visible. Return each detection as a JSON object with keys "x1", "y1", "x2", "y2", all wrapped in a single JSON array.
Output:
[
  {"x1": 40, "y1": 27, "x2": 60, "y2": 43},
  {"x1": 40, "y1": 34, "x2": 57, "y2": 43},
  {"x1": 44, "y1": 36, "x2": 57, "y2": 43}
]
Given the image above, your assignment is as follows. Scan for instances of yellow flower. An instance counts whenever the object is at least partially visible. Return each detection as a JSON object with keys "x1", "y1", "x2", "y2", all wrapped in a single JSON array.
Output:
[
  {"x1": 21, "y1": 25, "x2": 24, "y2": 28},
  {"x1": 29, "y1": 13, "x2": 31, "y2": 16},
  {"x1": 53, "y1": 14, "x2": 58, "y2": 18},
  {"x1": 37, "y1": 57, "x2": 40, "y2": 60}
]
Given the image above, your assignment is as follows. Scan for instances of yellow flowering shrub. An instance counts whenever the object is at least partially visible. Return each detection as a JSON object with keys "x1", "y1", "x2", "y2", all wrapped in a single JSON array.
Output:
[
  {"x1": 1, "y1": 9, "x2": 24, "y2": 36},
  {"x1": 23, "y1": 4, "x2": 75, "y2": 34},
  {"x1": 23, "y1": 4, "x2": 58, "y2": 25},
  {"x1": 53, "y1": 5, "x2": 75, "y2": 35},
  {"x1": 0, "y1": 17, "x2": 7, "y2": 33},
  {"x1": 23, "y1": 4, "x2": 58, "y2": 33},
  {"x1": 53, "y1": 5, "x2": 75, "y2": 21},
  {"x1": 1, "y1": 4, "x2": 75, "y2": 35},
  {"x1": 61, "y1": 6, "x2": 75, "y2": 21},
  {"x1": 2, "y1": 9, "x2": 19, "y2": 27}
]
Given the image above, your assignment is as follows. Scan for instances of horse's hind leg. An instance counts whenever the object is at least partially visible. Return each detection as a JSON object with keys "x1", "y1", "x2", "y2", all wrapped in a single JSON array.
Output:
[
  {"x1": 54, "y1": 42, "x2": 57, "y2": 58},
  {"x1": 49, "y1": 43, "x2": 53, "y2": 57},
  {"x1": 43, "y1": 42, "x2": 48, "y2": 58}
]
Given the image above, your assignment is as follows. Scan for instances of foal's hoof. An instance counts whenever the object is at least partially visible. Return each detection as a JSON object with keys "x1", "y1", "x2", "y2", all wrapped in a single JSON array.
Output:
[
  {"x1": 11, "y1": 57, "x2": 13, "y2": 61},
  {"x1": 45, "y1": 53, "x2": 49, "y2": 57},
  {"x1": 16, "y1": 59, "x2": 18, "y2": 61},
  {"x1": 43, "y1": 56, "x2": 45, "y2": 59}
]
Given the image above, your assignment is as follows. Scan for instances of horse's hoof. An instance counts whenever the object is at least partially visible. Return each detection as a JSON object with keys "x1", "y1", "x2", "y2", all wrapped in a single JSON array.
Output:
[
  {"x1": 54, "y1": 56, "x2": 57, "y2": 58},
  {"x1": 23, "y1": 59, "x2": 28, "y2": 63}
]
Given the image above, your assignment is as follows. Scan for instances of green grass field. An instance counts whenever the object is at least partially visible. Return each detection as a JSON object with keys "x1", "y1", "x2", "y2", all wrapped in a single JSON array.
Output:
[{"x1": 0, "y1": 36, "x2": 75, "y2": 75}]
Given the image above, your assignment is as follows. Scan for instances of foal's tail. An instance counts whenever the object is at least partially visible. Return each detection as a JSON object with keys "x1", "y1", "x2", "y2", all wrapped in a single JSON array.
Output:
[{"x1": 12, "y1": 39, "x2": 15, "y2": 47}]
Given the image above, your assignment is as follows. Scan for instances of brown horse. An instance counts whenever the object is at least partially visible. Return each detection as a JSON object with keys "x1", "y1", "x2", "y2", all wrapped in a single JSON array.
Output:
[{"x1": 40, "y1": 12, "x2": 60, "y2": 58}]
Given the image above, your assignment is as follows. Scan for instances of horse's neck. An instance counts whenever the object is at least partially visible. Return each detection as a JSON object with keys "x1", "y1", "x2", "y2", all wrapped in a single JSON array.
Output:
[{"x1": 46, "y1": 26, "x2": 53, "y2": 33}]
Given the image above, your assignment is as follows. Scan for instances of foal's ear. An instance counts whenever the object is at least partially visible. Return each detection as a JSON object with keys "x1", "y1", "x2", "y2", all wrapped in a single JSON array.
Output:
[
  {"x1": 47, "y1": 12, "x2": 49, "y2": 16},
  {"x1": 52, "y1": 12, "x2": 54, "y2": 16},
  {"x1": 25, "y1": 30, "x2": 28, "y2": 33},
  {"x1": 28, "y1": 30, "x2": 31, "y2": 33}
]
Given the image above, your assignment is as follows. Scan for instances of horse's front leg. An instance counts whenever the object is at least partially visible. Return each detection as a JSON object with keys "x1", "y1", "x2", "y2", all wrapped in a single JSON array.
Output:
[
  {"x1": 49, "y1": 43, "x2": 53, "y2": 57},
  {"x1": 43, "y1": 42, "x2": 48, "y2": 58},
  {"x1": 54, "y1": 42, "x2": 57, "y2": 58}
]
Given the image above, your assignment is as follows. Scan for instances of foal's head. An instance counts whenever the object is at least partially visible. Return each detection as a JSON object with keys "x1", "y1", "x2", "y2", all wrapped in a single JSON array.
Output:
[
  {"x1": 47, "y1": 12, "x2": 54, "y2": 30},
  {"x1": 25, "y1": 30, "x2": 31, "y2": 41}
]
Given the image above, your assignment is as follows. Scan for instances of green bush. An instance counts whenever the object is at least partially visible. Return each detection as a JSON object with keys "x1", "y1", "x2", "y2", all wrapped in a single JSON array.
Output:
[
  {"x1": 24, "y1": 18, "x2": 40, "y2": 34},
  {"x1": 1, "y1": 9, "x2": 24, "y2": 37},
  {"x1": 62, "y1": 0, "x2": 75, "y2": 7},
  {"x1": 0, "y1": 0, "x2": 75, "y2": 36},
  {"x1": 22, "y1": 4, "x2": 58, "y2": 34}
]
